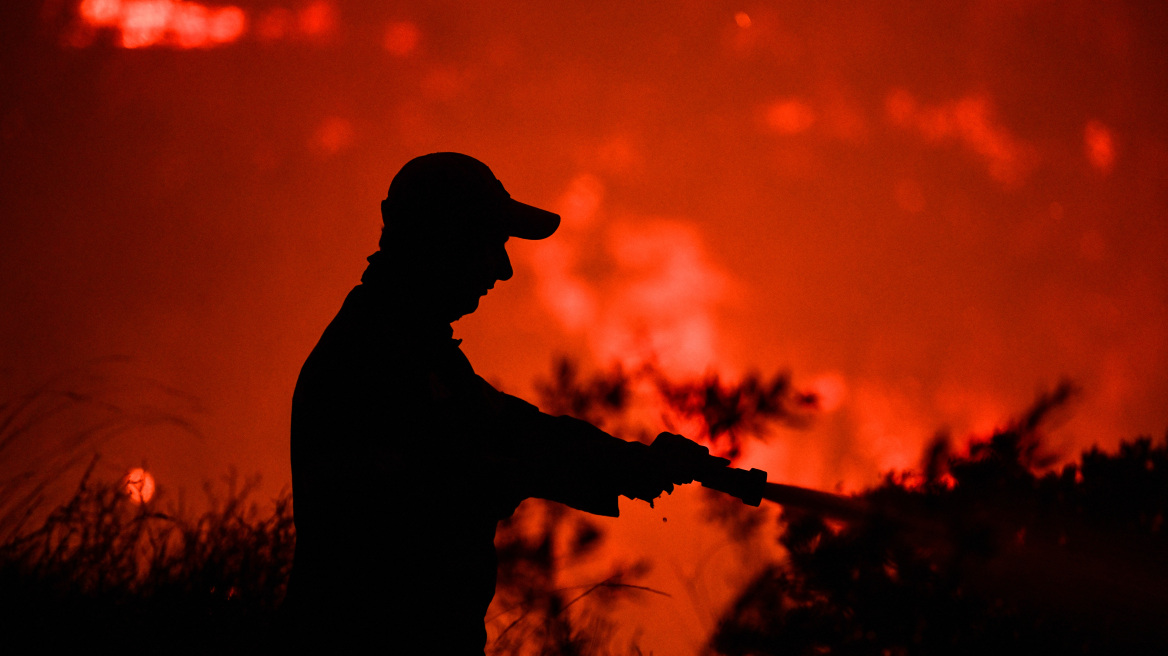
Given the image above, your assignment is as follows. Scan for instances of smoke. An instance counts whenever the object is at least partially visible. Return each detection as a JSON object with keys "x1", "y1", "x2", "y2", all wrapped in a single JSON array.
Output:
[
  {"x1": 528, "y1": 174, "x2": 734, "y2": 378},
  {"x1": 885, "y1": 89, "x2": 1036, "y2": 185}
]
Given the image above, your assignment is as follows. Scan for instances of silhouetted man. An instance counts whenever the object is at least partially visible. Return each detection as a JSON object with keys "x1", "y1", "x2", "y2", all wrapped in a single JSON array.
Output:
[{"x1": 288, "y1": 153, "x2": 709, "y2": 654}]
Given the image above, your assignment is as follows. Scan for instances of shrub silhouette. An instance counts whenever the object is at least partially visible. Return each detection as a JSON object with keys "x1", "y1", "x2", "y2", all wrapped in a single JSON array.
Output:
[
  {"x1": 1, "y1": 358, "x2": 809, "y2": 654},
  {"x1": 486, "y1": 358, "x2": 811, "y2": 654},
  {"x1": 6, "y1": 363, "x2": 1161, "y2": 654},
  {"x1": 709, "y1": 384, "x2": 1168, "y2": 655},
  {"x1": 0, "y1": 458, "x2": 293, "y2": 653}
]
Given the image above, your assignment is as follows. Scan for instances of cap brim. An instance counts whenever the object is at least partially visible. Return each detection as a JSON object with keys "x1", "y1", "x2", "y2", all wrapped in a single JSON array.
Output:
[{"x1": 502, "y1": 199, "x2": 560, "y2": 240}]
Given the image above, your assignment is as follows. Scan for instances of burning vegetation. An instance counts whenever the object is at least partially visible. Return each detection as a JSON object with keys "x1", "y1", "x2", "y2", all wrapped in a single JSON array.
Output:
[
  {"x1": 1, "y1": 364, "x2": 1165, "y2": 653},
  {"x1": 713, "y1": 383, "x2": 1168, "y2": 654}
]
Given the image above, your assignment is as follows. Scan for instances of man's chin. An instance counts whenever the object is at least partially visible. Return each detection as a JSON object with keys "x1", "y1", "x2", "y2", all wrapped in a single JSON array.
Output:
[{"x1": 450, "y1": 295, "x2": 482, "y2": 321}]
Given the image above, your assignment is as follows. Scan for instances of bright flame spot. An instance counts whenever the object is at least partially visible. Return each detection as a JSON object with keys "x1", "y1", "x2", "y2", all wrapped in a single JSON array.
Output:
[
  {"x1": 600, "y1": 221, "x2": 730, "y2": 376},
  {"x1": 122, "y1": 467, "x2": 156, "y2": 504},
  {"x1": 121, "y1": 0, "x2": 173, "y2": 48},
  {"x1": 298, "y1": 1, "x2": 337, "y2": 39},
  {"x1": 384, "y1": 21, "x2": 420, "y2": 56},
  {"x1": 853, "y1": 382, "x2": 931, "y2": 476},
  {"x1": 311, "y1": 116, "x2": 354, "y2": 155},
  {"x1": 765, "y1": 99, "x2": 816, "y2": 134},
  {"x1": 75, "y1": 0, "x2": 247, "y2": 49},
  {"x1": 734, "y1": 12, "x2": 752, "y2": 28},
  {"x1": 170, "y1": 3, "x2": 209, "y2": 48},
  {"x1": 528, "y1": 176, "x2": 732, "y2": 376},
  {"x1": 79, "y1": 0, "x2": 122, "y2": 25},
  {"x1": 1084, "y1": 120, "x2": 1116, "y2": 174},
  {"x1": 207, "y1": 7, "x2": 245, "y2": 43},
  {"x1": 885, "y1": 88, "x2": 1032, "y2": 185}
]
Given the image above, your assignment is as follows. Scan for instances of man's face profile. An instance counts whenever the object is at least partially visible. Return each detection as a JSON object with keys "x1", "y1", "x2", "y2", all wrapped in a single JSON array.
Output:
[
  {"x1": 443, "y1": 222, "x2": 514, "y2": 319},
  {"x1": 387, "y1": 208, "x2": 514, "y2": 322},
  {"x1": 373, "y1": 152, "x2": 559, "y2": 322}
]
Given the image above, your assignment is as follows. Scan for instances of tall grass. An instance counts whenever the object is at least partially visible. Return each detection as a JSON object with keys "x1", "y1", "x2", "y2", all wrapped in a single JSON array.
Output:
[
  {"x1": 6, "y1": 361, "x2": 1161, "y2": 654},
  {"x1": 0, "y1": 459, "x2": 294, "y2": 653}
]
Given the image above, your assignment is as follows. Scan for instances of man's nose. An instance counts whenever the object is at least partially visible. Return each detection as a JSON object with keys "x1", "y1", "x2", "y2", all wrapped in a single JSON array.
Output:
[{"x1": 496, "y1": 245, "x2": 514, "y2": 281}]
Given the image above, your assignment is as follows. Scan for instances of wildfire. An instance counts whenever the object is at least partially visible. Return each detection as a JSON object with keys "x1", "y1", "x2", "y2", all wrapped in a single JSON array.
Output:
[
  {"x1": 122, "y1": 467, "x2": 156, "y2": 504},
  {"x1": 76, "y1": 0, "x2": 246, "y2": 49},
  {"x1": 885, "y1": 88, "x2": 1033, "y2": 185},
  {"x1": 1084, "y1": 120, "x2": 1117, "y2": 174}
]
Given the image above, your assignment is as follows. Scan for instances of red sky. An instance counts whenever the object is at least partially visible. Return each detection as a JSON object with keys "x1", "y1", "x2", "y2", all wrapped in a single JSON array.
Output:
[{"x1": 3, "y1": 0, "x2": 1167, "y2": 650}]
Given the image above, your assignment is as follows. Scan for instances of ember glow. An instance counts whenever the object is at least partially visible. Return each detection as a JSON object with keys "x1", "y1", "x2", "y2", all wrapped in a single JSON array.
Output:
[
  {"x1": 76, "y1": 0, "x2": 245, "y2": 48},
  {"x1": 122, "y1": 467, "x2": 155, "y2": 504},
  {"x1": 885, "y1": 89, "x2": 1034, "y2": 185},
  {"x1": 528, "y1": 176, "x2": 734, "y2": 377}
]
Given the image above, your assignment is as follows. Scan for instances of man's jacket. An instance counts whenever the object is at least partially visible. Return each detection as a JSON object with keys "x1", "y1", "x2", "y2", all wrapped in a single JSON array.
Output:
[{"x1": 288, "y1": 284, "x2": 644, "y2": 652}]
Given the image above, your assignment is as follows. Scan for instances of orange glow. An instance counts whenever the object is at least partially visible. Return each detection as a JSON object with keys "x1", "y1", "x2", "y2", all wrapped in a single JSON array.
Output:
[
  {"x1": 122, "y1": 468, "x2": 156, "y2": 504},
  {"x1": 1084, "y1": 120, "x2": 1116, "y2": 174},
  {"x1": 170, "y1": 3, "x2": 210, "y2": 48},
  {"x1": 311, "y1": 116, "x2": 355, "y2": 155},
  {"x1": 10, "y1": 4, "x2": 1168, "y2": 653},
  {"x1": 528, "y1": 177, "x2": 733, "y2": 378},
  {"x1": 75, "y1": 0, "x2": 246, "y2": 49},
  {"x1": 384, "y1": 21, "x2": 420, "y2": 57},
  {"x1": 765, "y1": 99, "x2": 816, "y2": 135},
  {"x1": 885, "y1": 89, "x2": 1032, "y2": 184},
  {"x1": 206, "y1": 6, "x2": 244, "y2": 43},
  {"x1": 297, "y1": 1, "x2": 337, "y2": 40},
  {"x1": 806, "y1": 372, "x2": 847, "y2": 413},
  {"x1": 79, "y1": 0, "x2": 121, "y2": 25}
]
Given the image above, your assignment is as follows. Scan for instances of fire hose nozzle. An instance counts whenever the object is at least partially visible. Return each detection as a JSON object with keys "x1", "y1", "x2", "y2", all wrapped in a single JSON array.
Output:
[
  {"x1": 699, "y1": 466, "x2": 768, "y2": 506},
  {"x1": 650, "y1": 432, "x2": 769, "y2": 506}
]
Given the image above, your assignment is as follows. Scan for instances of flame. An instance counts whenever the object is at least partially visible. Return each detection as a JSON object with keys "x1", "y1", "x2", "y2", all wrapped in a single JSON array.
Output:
[
  {"x1": 122, "y1": 467, "x2": 156, "y2": 504},
  {"x1": 885, "y1": 88, "x2": 1033, "y2": 185},
  {"x1": 1084, "y1": 120, "x2": 1116, "y2": 174},
  {"x1": 310, "y1": 116, "x2": 354, "y2": 155},
  {"x1": 526, "y1": 174, "x2": 734, "y2": 378},
  {"x1": 765, "y1": 99, "x2": 817, "y2": 135},
  {"x1": 297, "y1": 1, "x2": 337, "y2": 40},
  {"x1": 76, "y1": 0, "x2": 246, "y2": 49}
]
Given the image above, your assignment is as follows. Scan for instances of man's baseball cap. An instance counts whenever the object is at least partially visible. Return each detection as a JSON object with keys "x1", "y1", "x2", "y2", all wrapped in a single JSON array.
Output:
[{"x1": 382, "y1": 152, "x2": 560, "y2": 241}]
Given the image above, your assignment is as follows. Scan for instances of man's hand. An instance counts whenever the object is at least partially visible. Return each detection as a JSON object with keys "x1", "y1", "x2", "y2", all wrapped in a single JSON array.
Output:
[
  {"x1": 619, "y1": 432, "x2": 731, "y2": 506},
  {"x1": 650, "y1": 432, "x2": 730, "y2": 484}
]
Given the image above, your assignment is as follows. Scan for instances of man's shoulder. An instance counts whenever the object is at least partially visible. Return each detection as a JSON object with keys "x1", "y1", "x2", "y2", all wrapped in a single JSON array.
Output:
[{"x1": 295, "y1": 285, "x2": 462, "y2": 397}]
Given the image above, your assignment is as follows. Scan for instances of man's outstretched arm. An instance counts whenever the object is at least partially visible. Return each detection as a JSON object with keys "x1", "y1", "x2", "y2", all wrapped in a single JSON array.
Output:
[{"x1": 484, "y1": 387, "x2": 722, "y2": 516}]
